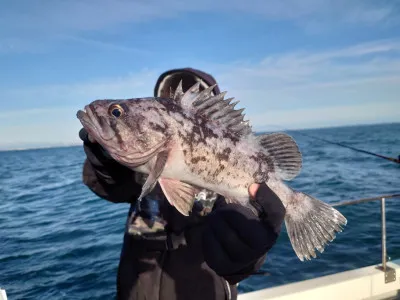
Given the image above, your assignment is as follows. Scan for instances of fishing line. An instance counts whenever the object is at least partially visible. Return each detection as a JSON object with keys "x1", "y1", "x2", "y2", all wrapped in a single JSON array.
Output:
[
  {"x1": 259, "y1": 124, "x2": 400, "y2": 164},
  {"x1": 294, "y1": 131, "x2": 399, "y2": 164}
]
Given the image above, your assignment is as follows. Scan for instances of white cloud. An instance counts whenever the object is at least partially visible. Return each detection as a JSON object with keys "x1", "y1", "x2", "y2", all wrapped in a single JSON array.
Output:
[
  {"x1": 1, "y1": 38, "x2": 399, "y2": 149},
  {"x1": 249, "y1": 101, "x2": 400, "y2": 131},
  {"x1": 0, "y1": 37, "x2": 52, "y2": 54},
  {"x1": 0, "y1": 107, "x2": 75, "y2": 120},
  {"x1": 1, "y1": 0, "x2": 398, "y2": 55},
  {"x1": 58, "y1": 35, "x2": 154, "y2": 55},
  {"x1": 1, "y1": 0, "x2": 398, "y2": 36},
  {"x1": 216, "y1": 39, "x2": 400, "y2": 87},
  {"x1": 0, "y1": 107, "x2": 83, "y2": 150},
  {"x1": 209, "y1": 38, "x2": 400, "y2": 113},
  {"x1": 1, "y1": 69, "x2": 158, "y2": 110}
]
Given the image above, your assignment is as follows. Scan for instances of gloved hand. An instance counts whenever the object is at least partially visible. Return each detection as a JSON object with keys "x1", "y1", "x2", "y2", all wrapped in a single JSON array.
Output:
[
  {"x1": 202, "y1": 183, "x2": 285, "y2": 284},
  {"x1": 79, "y1": 128, "x2": 141, "y2": 203},
  {"x1": 80, "y1": 127, "x2": 114, "y2": 166}
]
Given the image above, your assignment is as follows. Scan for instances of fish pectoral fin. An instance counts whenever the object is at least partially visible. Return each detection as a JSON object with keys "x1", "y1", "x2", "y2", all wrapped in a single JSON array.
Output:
[
  {"x1": 158, "y1": 178, "x2": 201, "y2": 216},
  {"x1": 138, "y1": 150, "x2": 169, "y2": 201},
  {"x1": 257, "y1": 133, "x2": 302, "y2": 181}
]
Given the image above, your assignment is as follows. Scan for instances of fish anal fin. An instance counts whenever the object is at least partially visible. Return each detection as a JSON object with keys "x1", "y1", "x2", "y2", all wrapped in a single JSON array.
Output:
[
  {"x1": 158, "y1": 178, "x2": 201, "y2": 216},
  {"x1": 257, "y1": 133, "x2": 302, "y2": 181}
]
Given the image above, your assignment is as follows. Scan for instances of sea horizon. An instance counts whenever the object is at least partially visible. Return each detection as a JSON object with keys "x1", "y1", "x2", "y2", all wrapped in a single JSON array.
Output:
[{"x1": 1, "y1": 121, "x2": 398, "y2": 152}]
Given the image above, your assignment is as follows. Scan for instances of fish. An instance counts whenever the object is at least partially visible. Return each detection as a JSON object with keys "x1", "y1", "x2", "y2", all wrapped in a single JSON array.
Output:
[{"x1": 76, "y1": 81, "x2": 347, "y2": 261}]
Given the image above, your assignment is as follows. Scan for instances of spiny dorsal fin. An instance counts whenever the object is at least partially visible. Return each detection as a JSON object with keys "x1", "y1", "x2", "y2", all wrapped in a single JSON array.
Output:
[
  {"x1": 174, "y1": 80, "x2": 252, "y2": 136},
  {"x1": 173, "y1": 80, "x2": 184, "y2": 101},
  {"x1": 257, "y1": 133, "x2": 302, "y2": 180},
  {"x1": 172, "y1": 81, "x2": 201, "y2": 110}
]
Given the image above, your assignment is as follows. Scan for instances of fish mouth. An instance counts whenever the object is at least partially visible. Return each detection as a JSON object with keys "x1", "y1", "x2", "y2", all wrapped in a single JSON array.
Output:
[
  {"x1": 77, "y1": 105, "x2": 99, "y2": 141},
  {"x1": 76, "y1": 105, "x2": 115, "y2": 142}
]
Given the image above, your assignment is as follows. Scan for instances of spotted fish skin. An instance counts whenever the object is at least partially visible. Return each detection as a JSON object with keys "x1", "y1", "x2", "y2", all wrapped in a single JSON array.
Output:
[
  {"x1": 77, "y1": 82, "x2": 347, "y2": 262},
  {"x1": 167, "y1": 101, "x2": 262, "y2": 189}
]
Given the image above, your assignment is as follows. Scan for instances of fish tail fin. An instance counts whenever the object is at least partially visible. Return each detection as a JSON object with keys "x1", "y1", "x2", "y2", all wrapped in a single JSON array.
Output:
[
  {"x1": 256, "y1": 133, "x2": 302, "y2": 181},
  {"x1": 282, "y1": 188, "x2": 347, "y2": 261}
]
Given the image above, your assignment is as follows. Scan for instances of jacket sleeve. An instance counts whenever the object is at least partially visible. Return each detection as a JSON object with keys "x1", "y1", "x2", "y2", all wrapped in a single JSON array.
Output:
[
  {"x1": 81, "y1": 139, "x2": 142, "y2": 204},
  {"x1": 202, "y1": 185, "x2": 285, "y2": 285},
  {"x1": 225, "y1": 184, "x2": 285, "y2": 284}
]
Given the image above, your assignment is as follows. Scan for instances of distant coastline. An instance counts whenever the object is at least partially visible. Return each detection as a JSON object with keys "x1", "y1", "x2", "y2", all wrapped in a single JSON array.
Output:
[
  {"x1": 1, "y1": 121, "x2": 398, "y2": 153},
  {"x1": 0, "y1": 143, "x2": 82, "y2": 153}
]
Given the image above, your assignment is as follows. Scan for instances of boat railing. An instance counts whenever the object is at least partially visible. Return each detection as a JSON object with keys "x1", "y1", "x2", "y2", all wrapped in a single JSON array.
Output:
[{"x1": 331, "y1": 193, "x2": 400, "y2": 283}]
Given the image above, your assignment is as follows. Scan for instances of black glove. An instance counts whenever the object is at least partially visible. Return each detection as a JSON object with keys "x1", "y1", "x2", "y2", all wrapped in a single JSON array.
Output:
[
  {"x1": 202, "y1": 183, "x2": 285, "y2": 284},
  {"x1": 79, "y1": 128, "x2": 141, "y2": 203},
  {"x1": 80, "y1": 128, "x2": 113, "y2": 165}
]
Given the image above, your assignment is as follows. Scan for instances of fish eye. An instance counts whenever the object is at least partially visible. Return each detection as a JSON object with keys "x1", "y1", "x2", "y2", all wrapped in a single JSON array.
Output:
[{"x1": 109, "y1": 104, "x2": 124, "y2": 118}]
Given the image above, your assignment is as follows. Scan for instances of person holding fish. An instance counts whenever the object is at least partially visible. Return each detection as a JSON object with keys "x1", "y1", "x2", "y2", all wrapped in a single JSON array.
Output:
[{"x1": 78, "y1": 68, "x2": 346, "y2": 300}]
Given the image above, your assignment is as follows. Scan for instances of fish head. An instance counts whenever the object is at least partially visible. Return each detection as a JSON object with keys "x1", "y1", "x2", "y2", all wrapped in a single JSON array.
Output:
[{"x1": 77, "y1": 98, "x2": 170, "y2": 167}]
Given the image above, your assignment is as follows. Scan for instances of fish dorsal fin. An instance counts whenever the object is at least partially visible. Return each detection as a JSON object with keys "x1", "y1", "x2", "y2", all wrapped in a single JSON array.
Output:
[
  {"x1": 172, "y1": 81, "x2": 200, "y2": 110},
  {"x1": 173, "y1": 81, "x2": 252, "y2": 136}
]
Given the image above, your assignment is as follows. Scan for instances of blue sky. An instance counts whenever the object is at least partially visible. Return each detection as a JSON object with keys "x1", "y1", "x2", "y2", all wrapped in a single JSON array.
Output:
[{"x1": 0, "y1": 0, "x2": 399, "y2": 149}]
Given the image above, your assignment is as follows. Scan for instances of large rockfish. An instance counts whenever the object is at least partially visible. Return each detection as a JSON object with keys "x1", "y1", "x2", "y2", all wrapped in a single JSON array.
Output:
[{"x1": 77, "y1": 81, "x2": 347, "y2": 261}]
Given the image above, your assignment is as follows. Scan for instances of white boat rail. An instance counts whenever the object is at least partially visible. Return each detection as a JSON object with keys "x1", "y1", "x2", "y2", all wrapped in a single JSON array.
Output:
[
  {"x1": 0, "y1": 288, "x2": 7, "y2": 300},
  {"x1": 239, "y1": 193, "x2": 400, "y2": 300},
  {"x1": 332, "y1": 193, "x2": 400, "y2": 282}
]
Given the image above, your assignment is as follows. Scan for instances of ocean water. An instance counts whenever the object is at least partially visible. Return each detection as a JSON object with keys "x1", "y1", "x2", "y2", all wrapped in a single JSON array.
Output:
[{"x1": 1, "y1": 123, "x2": 399, "y2": 299}]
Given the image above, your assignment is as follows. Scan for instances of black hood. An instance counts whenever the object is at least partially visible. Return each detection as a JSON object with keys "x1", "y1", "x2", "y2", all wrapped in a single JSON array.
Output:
[{"x1": 154, "y1": 68, "x2": 221, "y2": 98}]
